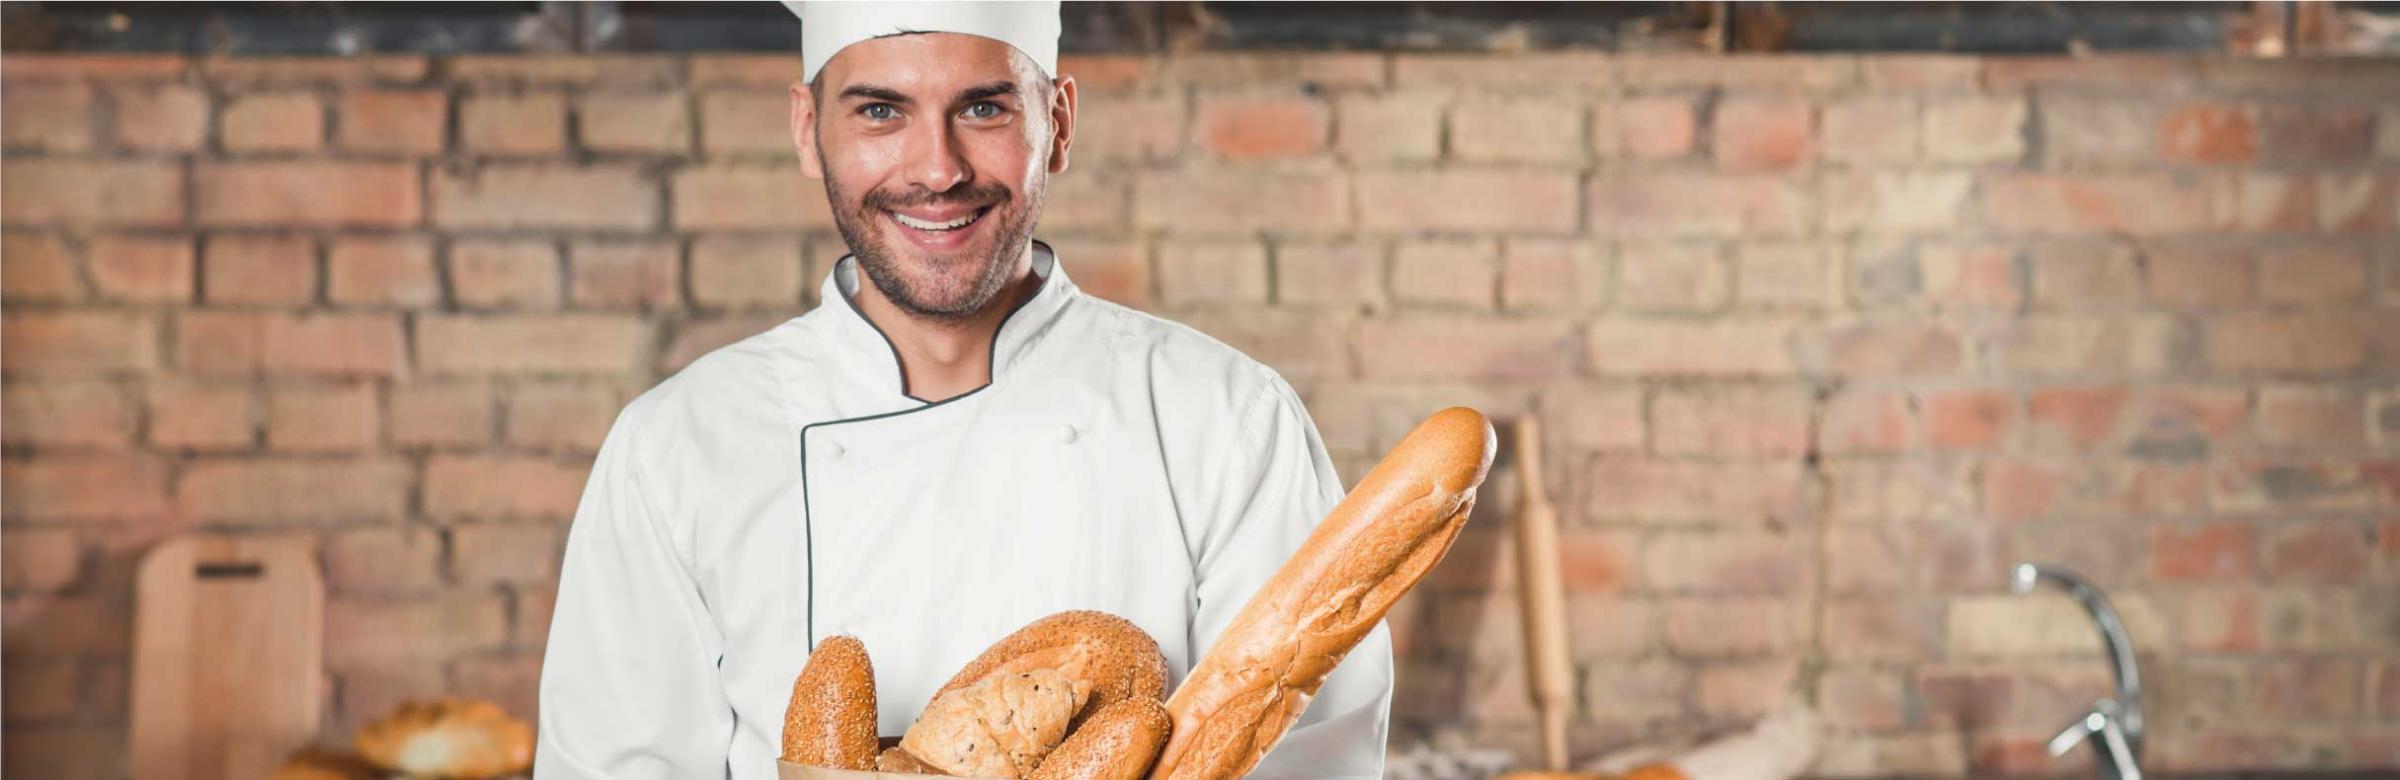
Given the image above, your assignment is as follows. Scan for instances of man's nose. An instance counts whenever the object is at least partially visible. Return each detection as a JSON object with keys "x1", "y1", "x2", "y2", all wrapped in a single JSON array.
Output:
[{"x1": 901, "y1": 119, "x2": 971, "y2": 194}]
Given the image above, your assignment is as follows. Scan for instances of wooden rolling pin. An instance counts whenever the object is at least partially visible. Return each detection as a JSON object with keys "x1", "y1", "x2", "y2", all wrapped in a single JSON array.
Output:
[{"x1": 1510, "y1": 416, "x2": 1579, "y2": 776}]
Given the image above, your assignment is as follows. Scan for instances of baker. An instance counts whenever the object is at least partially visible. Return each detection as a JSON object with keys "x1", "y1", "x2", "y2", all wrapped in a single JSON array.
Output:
[{"x1": 532, "y1": 2, "x2": 1392, "y2": 778}]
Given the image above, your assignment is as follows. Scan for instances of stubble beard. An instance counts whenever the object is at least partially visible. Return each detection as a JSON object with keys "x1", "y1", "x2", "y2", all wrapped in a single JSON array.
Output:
[{"x1": 823, "y1": 148, "x2": 1048, "y2": 323}]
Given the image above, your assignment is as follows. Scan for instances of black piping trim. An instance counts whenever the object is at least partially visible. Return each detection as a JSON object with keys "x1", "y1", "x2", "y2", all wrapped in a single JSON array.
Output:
[
  {"x1": 800, "y1": 243, "x2": 1054, "y2": 647},
  {"x1": 832, "y1": 239, "x2": 1054, "y2": 404}
]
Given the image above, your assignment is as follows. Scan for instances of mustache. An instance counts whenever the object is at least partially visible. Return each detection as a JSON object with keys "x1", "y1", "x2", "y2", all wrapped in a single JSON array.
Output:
[{"x1": 863, "y1": 182, "x2": 1010, "y2": 212}]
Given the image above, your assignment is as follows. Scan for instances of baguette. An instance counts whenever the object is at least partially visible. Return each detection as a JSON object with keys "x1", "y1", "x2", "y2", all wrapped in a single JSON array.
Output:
[
  {"x1": 1149, "y1": 407, "x2": 1495, "y2": 780},
  {"x1": 1028, "y1": 696, "x2": 1171, "y2": 780},
  {"x1": 780, "y1": 635, "x2": 880, "y2": 770}
]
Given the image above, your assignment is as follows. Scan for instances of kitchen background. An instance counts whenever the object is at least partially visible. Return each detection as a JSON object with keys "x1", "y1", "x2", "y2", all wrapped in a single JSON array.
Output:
[{"x1": 2, "y1": 2, "x2": 2396, "y2": 778}]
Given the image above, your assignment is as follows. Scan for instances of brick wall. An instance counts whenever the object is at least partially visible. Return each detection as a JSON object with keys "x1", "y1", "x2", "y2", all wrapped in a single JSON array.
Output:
[{"x1": 1, "y1": 51, "x2": 2395, "y2": 778}]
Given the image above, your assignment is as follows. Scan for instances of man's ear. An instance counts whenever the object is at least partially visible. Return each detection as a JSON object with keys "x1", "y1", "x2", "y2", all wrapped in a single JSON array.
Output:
[
  {"x1": 791, "y1": 80, "x2": 824, "y2": 180},
  {"x1": 1046, "y1": 74, "x2": 1077, "y2": 175}
]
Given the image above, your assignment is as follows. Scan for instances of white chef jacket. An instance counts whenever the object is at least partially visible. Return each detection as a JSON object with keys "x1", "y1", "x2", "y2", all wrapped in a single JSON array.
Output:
[{"x1": 534, "y1": 241, "x2": 1392, "y2": 780}]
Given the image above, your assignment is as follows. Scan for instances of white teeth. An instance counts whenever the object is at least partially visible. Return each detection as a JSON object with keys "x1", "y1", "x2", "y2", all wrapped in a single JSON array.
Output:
[{"x1": 892, "y1": 210, "x2": 978, "y2": 231}]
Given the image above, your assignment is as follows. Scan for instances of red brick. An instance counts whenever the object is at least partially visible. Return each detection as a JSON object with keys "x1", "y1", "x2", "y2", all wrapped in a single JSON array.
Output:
[
  {"x1": 1734, "y1": 242, "x2": 1836, "y2": 310},
  {"x1": 1389, "y1": 238, "x2": 1495, "y2": 309},
  {"x1": 1156, "y1": 241, "x2": 1268, "y2": 307},
  {"x1": 107, "y1": 85, "x2": 206, "y2": 151},
  {"x1": 1620, "y1": 53, "x2": 1854, "y2": 91},
  {"x1": 451, "y1": 654, "x2": 542, "y2": 721},
  {"x1": 1825, "y1": 525, "x2": 1909, "y2": 595},
  {"x1": 1984, "y1": 55, "x2": 2201, "y2": 90},
  {"x1": 1076, "y1": 94, "x2": 1183, "y2": 163},
  {"x1": 0, "y1": 53, "x2": 187, "y2": 81},
  {"x1": 1818, "y1": 666, "x2": 1906, "y2": 730},
  {"x1": 1, "y1": 311, "x2": 156, "y2": 376},
  {"x1": 1822, "y1": 172, "x2": 1972, "y2": 234},
  {"x1": 1, "y1": 159, "x2": 184, "y2": 227},
  {"x1": 2258, "y1": 244, "x2": 2369, "y2": 303},
  {"x1": 1449, "y1": 93, "x2": 1581, "y2": 164},
  {"x1": 1820, "y1": 96, "x2": 1916, "y2": 164},
  {"x1": 2264, "y1": 520, "x2": 2371, "y2": 582},
  {"x1": 177, "y1": 458, "x2": 410, "y2": 521},
  {"x1": 2144, "y1": 245, "x2": 2253, "y2": 307},
  {"x1": 2, "y1": 593, "x2": 131, "y2": 659},
  {"x1": 2261, "y1": 105, "x2": 2375, "y2": 164},
  {"x1": 696, "y1": 88, "x2": 789, "y2": 156},
  {"x1": 2176, "y1": 588, "x2": 2261, "y2": 652},
  {"x1": 690, "y1": 235, "x2": 803, "y2": 310},
  {"x1": 1195, "y1": 90, "x2": 1328, "y2": 160},
  {"x1": 579, "y1": 91, "x2": 692, "y2": 154},
  {"x1": 196, "y1": 161, "x2": 420, "y2": 227},
  {"x1": 451, "y1": 524, "x2": 564, "y2": 586},
  {"x1": 1819, "y1": 319, "x2": 1964, "y2": 378},
  {"x1": 449, "y1": 55, "x2": 675, "y2": 86},
  {"x1": 2026, "y1": 386, "x2": 2130, "y2": 452},
  {"x1": 1586, "y1": 317, "x2": 1796, "y2": 377},
  {"x1": 324, "y1": 594, "x2": 507, "y2": 667},
  {"x1": 2259, "y1": 658, "x2": 2363, "y2": 719},
  {"x1": 1163, "y1": 52, "x2": 1385, "y2": 88},
  {"x1": 507, "y1": 383, "x2": 618, "y2": 451},
  {"x1": 266, "y1": 383, "x2": 378, "y2": 453},
  {"x1": 1, "y1": 380, "x2": 136, "y2": 449},
  {"x1": 2039, "y1": 96, "x2": 2157, "y2": 164},
  {"x1": 1, "y1": 529, "x2": 81, "y2": 591},
  {"x1": 1359, "y1": 169, "x2": 1577, "y2": 233},
  {"x1": 435, "y1": 163, "x2": 657, "y2": 230},
  {"x1": 1044, "y1": 237, "x2": 1147, "y2": 310},
  {"x1": 1393, "y1": 52, "x2": 1608, "y2": 87},
  {"x1": 2158, "y1": 103, "x2": 2258, "y2": 163},
  {"x1": 389, "y1": 382, "x2": 492, "y2": 449},
  {"x1": 2151, "y1": 521, "x2": 2255, "y2": 581},
  {"x1": 2207, "y1": 312, "x2": 2371, "y2": 374},
  {"x1": 1616, "y1": 242, "x2": 1726, "y2": 313},
  {"x1": 1644, "y1": 530, "x2": 1807, "y2": 594},
  {"x1": 1596, "y1": 95, "x2": 1697, "y2": 160},
  {"x1": 459, "y1": 92, "x2": 566, "y2": 155},
  {"x1": 1588, "y1": 173, "x2": 1804, "y2": 237},
  {"x1": 2320, "y1": 172, "x2": 2398, "y2": 234},
  {"x1": 568, "y1": 240, "x2": 682, "y2": 310},
  {"x1": 336, "y1": 89, "x2": 448, "y2": 154},
  {"x1": 3, "y1": 655, "x2": 82, "y2": 722},
  {"x1": 513, "y1": 587, "x2": 556, "y2": 649},
  {"x1": 2257, "y1": 385, "x2": 2366, "y2": 450},
  {"x1": 1333, "y1": 90, "x2": 1442, "y2": 163},
  {"x1": 1819, "y1": 389, "x2": 1913, "y2": 454},
  {"x1": 1040, "y1": 168, "x2": 1128, "y2": 232},
  {"x1": 1984, "y1": 173, "x2": 2214, "y2": 235},
  {"x1": 147, "y1": 381, "x2": 254, "y2": 450},
  {"x1": 2126, "y1": 386, "x2": 2250, "y2": 459},
  {"x1": 1822, "y1": 598, "x2": 1945, "y2": 663},
  {"x1": 1578, "y1": 660, "x2": 1692, "y2": 722},
  {"x1": 424, "y1": 455, "x2": 589, "y2": 519},
  {"x1": 198, "y1": 55, "x2": 426, "y2": 85},
  {"x1": 2028, "y1": 242, "x2": 2142, "y2": 309},
  {"x1": 416, "y1": 314, "x2": 648, "y2": 375},
  {"x1": 1500, "y1": 238, "x2": 1605, "y2": 313},
  {"x1": 1563, "y1": 595, "x2": 1653, "y2": 658},
  {"x1": 668, "y1": 165, "x2": 831, "y2": 230},
  {"x1": 176, "y1": 311, "x2": 405, "y2": 378},
  {"x1": 202, "y1": 235, "x2": 317, "y2": 305},
  {"x1": 688, "y1": 54, "x2": 803, "y2": 86},
  {"x1": 2218, "y1": 172, "x2": 2320, "y2": 234},
  {"x1": 334, "y1": 664, "x2": 447, "y2": 732},
  {"x1": 1652, "y1": 385, "x2": 1811, "y2": 457},
  {"x1": 1581, "y1": 457, "x2": 1804, "y2": 525},
  {"x1": 1977, "y1": 315, "x2": 2139, "y2": 377},
  {"x1": 1714, "y1": 96, "x2": 1813, "y2": 170},
  {"x1": 2, "y1": 82, "x2": 93, "y2": 150},
  {"x1": 447, "y1": 239, "x2": 559, "y2": 309},
  {"x1": 1135, "y1": 170, "x2": 1348, "y2": 233},
  {"x1": 1542, "y1": 383, "x2": 1643, "y2": 452},
  {"x1": 1665, "y1": 596, "x2": 1802, "y2": 656},
  {"x1": 328, "y1": 236, "x2": 439, "y2": 307},
  {"x1": 1922, "y1": 97, "x2": 2026, "y2": 163},
  {"x1": 219, "y1": 92, "x2": 324, "y2": 152},
  {"x1": 322, "y1": 527, "x2": 442, "y2": 593},
  {"x1": 1053, "y1": 54, "x2": 1151, "y2": 92},
  {"x1": 1923, "y1": 389, "x2": 2012, "y2": 450},
  {"x1": 660, "y1": 315, "x2": 782, "y2": 373},
  {"x1": 1860, "y1": 55, "x2": 1979, "y2": 89},
  {"x1": 1, "y1": 234, "x2": 83, "y2": 302},
  {"x1": 1699, "y1": 657, "x2": 1801, "y2": 719},
  {"x1": 86, "y1": 235, "x2": 194, "y2": 303},
  {"x1": 1274, "y1": 241, "x2": 1381, "y2": 311},
  {"x1": 1355, "y1": 317, "x2": 1577, "y2": 381}
]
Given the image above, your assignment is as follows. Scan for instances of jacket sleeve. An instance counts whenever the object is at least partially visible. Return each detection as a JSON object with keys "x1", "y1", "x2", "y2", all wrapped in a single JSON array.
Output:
[
  {"x1": 535, "y1": 407, "x2": 737, "y2": 779},
  {"x1": 1185, "y1": 376, "x2": 1393, "y2": 780}
]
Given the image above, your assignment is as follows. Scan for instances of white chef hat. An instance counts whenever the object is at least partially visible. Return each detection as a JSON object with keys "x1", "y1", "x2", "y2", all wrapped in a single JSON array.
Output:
[{"x1": 783, "y1": 1, "x2": 1062, "y2": 84}]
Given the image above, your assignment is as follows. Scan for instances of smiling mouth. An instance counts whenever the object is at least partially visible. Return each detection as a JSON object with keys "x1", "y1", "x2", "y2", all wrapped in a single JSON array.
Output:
[{"x1": 888, "y1": 205, "x2": 993, "y2": 232}]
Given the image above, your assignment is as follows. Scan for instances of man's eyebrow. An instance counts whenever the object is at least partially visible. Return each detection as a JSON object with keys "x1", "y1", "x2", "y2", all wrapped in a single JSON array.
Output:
[
  {"x1": 838, "y1": 84, "x2": 911, "y2": 104},
  {"x1": 955, "y1": 82, "x2": 1019, "y2": 104}
]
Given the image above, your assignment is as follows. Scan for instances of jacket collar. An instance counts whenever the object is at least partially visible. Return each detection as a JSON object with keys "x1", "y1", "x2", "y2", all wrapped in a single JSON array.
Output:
[{"x1": 818, "y1": 240, "x2": 1077, "y2": 403}]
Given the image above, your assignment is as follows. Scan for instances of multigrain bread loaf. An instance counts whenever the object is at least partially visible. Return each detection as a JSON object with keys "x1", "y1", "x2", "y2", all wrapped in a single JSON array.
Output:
[
  {"x1": 877, "y1": 745, "x2": 948, "y2": 774},
  {"x1": 1148, "y1": 407, "x2": 1495, "y2": 780},
  {"x1": 780, "y1": 635, "x2": 880, "y2": 770},
  {"x1": 1027, "y1": 696, "x2": 1171, "y2": 780},
  {"x1": 901, "y1": 668, "x2": 1085, "y2": 777},
  {"x1": 930, "y1": 611, "x2": 1169, "y2": 730}
]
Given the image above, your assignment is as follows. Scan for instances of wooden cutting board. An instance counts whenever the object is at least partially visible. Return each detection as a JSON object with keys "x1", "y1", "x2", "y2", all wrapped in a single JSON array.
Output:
[{"x1": 131, "y1": 534, "x2": 325, "y2": 779}]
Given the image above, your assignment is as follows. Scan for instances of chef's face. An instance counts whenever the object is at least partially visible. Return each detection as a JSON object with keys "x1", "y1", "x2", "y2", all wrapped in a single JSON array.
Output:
[{"x1": 792, "y1": 33, "x2": 1077, "y2": 321}]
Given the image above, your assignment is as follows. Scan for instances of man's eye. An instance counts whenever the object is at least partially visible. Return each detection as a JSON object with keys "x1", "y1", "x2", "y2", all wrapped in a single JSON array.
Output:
[
  {"x1": 962, "y1": 102, "x2": 1002, "y2": 120},
  {"x1": 860, "y1": 104, "x2": 896, "y2": 121}
]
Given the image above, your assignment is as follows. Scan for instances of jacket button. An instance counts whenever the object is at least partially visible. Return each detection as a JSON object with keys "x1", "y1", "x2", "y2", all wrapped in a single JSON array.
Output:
[
  {"x1": 1057, "y1": 424, "x2": 1079, "y2": 445},
  {"x1": 823, "y1": 439, "x2": 846, "y2": 460}
]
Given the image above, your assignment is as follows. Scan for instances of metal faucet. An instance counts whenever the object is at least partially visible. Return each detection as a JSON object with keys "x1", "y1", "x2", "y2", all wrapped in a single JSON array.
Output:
[{"x1": 2011, "y1": 563, "x2": 2143, "y2": 780}]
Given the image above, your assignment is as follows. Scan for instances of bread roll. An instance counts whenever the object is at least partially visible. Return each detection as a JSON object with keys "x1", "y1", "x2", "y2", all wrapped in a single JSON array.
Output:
[
  {"x1": 901, "y1": 668, "x2": 1085, "y2": 778},
  {"x1": 1149, "y1": 407, "x2": 1495, "y2": 780},
  {"x1": 877, "y1": 746, "x2": 948, "y2": 774},
  {"x1": 932, "y1": 610, "x2": 1168, "y2": 729},
  {"x1": 1028, "y1": 696, "x2": 1171, "y2": 780},
  {"x1": 780, "y1": 635, "x2": 879, "y2": 770},
  {"x1": 353, "y1": 698, "x2": 534, "y2": 780}
]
